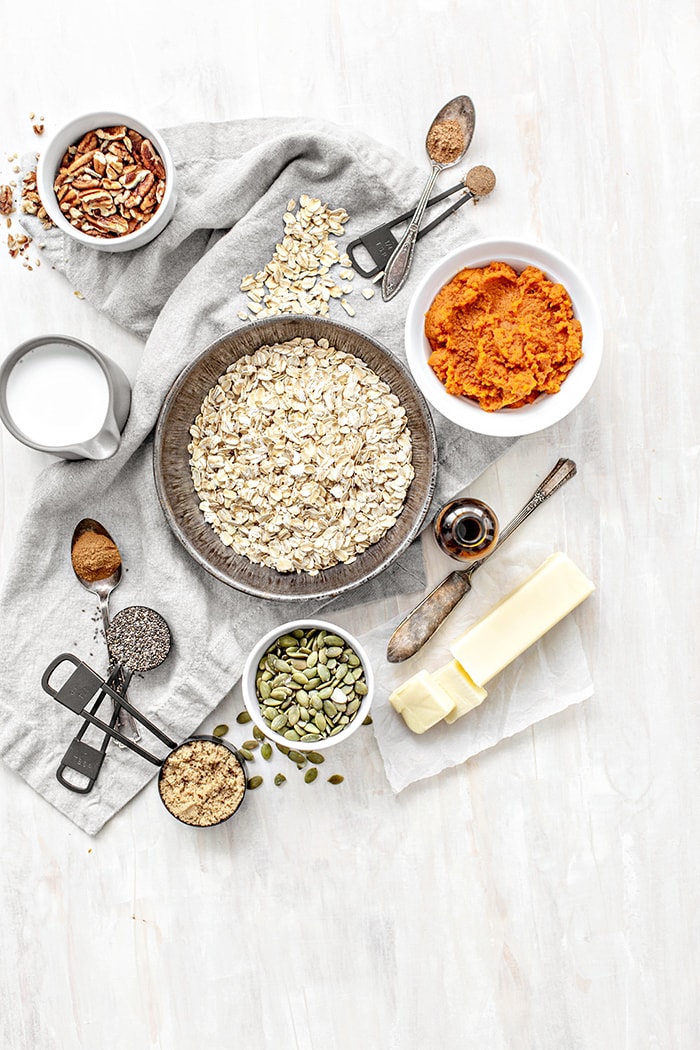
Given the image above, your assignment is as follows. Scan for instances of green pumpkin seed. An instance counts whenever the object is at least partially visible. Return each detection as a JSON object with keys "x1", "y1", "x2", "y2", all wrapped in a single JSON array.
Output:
[
  {"x1": 242, "y1": 739, "x2": 259, "y2": 750},
  {"x1": 253, "y1": 725, "x2": 265, "y2": 741},
  {"x1": 276, "y1": 743, "x2": 290, "y2": 755},
  {"x1": 247, "y1": 776, "x2": 263, "y2": 789},
  {"x1": 236, "y1": 711, "x2": 252, "y2": 724},
  {"x1": 323, "y1": 700, "x2": 337, "y2": 718},
  {"x1": 325, "y1": 646, "x2": 343, "y2": 658},
  {"x1": 330, "y1": 724, "x2": 345, "y2": 736},
  {"x1": 352, "y1": 667, "x2": 364, "y2": 680},
  {"x1": 287, "y1": 705, "x2": 300, "y2": 726},
  {"x1": 274, "y1": 773, "x2": 287, "y2": 786},
  {"x1": 363, "y1": 714, "x2": 373, "y2": 726},
  {"x1": 317, "y1": 663, "x2": 331, "y2": 682},
  {"x1": 239, "y1": 748, "x2": 255, "y2": 761},
  {"x1": 304, "y1": 767, "x2": 318, "y2": 784},
  {"x1": 328, "y1": 775, "x2": 344, "y2": 784},
  {"x1": 273, "y1": 657, "x2": 292, "y2": 673},
  {"x1": 292, "y1": 628, "x2": 305, "y2": 638},
  {"x1": 346, "y1": 698, "x2": 360, "y2": 716},
  {"x1": 271, "y1": 713, "x2": 287, "y2": 732},
  {"x1": 318, "y1": 685, "x2": 334, "y2": 700},
  {"x1": 318, "y1": 648, "x2": 328, "y2": 664},
  {"x1": 355, "y1": 682, "x2": 368, "y2": 696},
  {"x1": 301, "y1": 733, "x2": 322, "y2": 742},
  {"x1": 306, "y1": 651, "x2": 318, "y2": 668},
  {"x1": 287, "y1": 749, "x2": 306, "y2": 765},
  {"x1": 314, "y1": 712, "x2": 327, "y2": 732},
  {"x1": 268, "y1": 688, "x2": 287, "y2": 701},
  {"x1": 213, "y1": 723, "x2": 229, "y2": 737},
  {"x1": 307, "y1": 752, "x2": 325, "y2": 764},
  {"x1": 347, "y1": 654, "x2": 360, "y2": 667},
  {"x1": 257, "y1": 680, "x2": 272, "y2": 700},
  {"x1": 284, "y1": 729, "x2": 300, "y2": 741},
  {"x1": 278, "y1": 635, "x2": 298, "y2": 648},
  {"x1": 292, "y1": 671, "x2": 308, "y2": 685},
  {"x1": 323, "y1": 634, "x2": 345, "y2": 647},
  {"x1": 261, "y1": 742, "x2": 273, "y2": 760}
]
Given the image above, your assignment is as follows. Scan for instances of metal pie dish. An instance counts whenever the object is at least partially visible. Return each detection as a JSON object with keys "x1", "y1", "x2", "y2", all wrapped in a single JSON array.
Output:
[
  {"x1": 157, "y1": 735, "x2": 248, "y2": 827},
  {"x1": 241, "y1": 619, "x2": 374, "y2": 752},
  {"x1": 36, "y1": 110, "x2": 177, "y2": 252},
  {"x1": 404, "y1": 238, "x2": 603, "y2": 437},
  {"x1": 154, "y1": 316, "x2": 438, "y2": 601}
]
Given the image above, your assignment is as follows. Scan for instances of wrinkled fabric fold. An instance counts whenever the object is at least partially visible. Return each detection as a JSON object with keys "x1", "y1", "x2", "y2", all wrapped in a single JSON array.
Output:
[{"x1": 0, "y1": 118, "x2": 513, "y2": 834}]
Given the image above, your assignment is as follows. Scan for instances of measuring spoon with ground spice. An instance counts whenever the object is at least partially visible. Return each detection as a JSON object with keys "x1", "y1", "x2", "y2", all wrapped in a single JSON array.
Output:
[
  {"x1": 381, "y1": 94, "x2": 475, "y2": 301},
  {"x1": 70, "y1": 518, "x2": 139, "y2": 740}
]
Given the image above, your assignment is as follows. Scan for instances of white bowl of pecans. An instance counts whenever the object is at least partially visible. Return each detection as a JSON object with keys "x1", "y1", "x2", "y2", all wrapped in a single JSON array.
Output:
[{"x1": 36, "y1": 111, "x2": 177, "y2": 252}]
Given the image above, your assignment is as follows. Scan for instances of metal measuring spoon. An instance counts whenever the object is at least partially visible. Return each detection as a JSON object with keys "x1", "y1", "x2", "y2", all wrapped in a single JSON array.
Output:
[
  {"x1": 106, "y1": 605, "x2": 172, "y2": 692},
  {"x1": 70, "y1": 518, "x2": 139, "y2": 741},
  {"x1": 381, "y1": 95, "x2": 475, "y2": 301}
]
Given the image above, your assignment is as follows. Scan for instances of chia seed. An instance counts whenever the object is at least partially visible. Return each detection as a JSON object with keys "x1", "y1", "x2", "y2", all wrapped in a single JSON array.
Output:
[{"x1": 107, "y1": 606, "x2": 171, "y2": 672}]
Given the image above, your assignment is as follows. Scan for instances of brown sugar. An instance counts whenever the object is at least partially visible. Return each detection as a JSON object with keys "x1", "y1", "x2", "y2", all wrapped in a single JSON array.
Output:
[
  {"x1": 71, "y1": 529, "x2": 121, "y2": 582},
  {"x1": 158, "y1": 740, "x2": 246, "y2": 826},
  {"x1": 427, "y1": 119, "x2": 465, "y2": 164},
  {"x1": 425, "y1": 262, "x2": 583, "y2": 411}
]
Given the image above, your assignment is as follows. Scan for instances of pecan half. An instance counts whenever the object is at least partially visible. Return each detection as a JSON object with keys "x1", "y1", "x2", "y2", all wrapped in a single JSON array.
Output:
[
  {"x1": 140, "y1": 139, "x2": 166, "y2": 180},
  {"x1": 0, "y1": 185, "x2": 14, "y2": 216}
]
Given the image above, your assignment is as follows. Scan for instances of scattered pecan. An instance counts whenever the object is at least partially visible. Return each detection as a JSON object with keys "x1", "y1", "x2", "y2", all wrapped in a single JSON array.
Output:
[
  {"x1": 0, "y1": 184, "x2": 13, "y2": 216},
  {"x1": 52, "y1": 124, "x2": 167, "y2": 239}
]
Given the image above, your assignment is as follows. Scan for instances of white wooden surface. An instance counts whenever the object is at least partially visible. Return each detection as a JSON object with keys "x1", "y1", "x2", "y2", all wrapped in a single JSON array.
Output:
[{"x1": 1, "y1": 1, "x2": 698, "y2": 1047}]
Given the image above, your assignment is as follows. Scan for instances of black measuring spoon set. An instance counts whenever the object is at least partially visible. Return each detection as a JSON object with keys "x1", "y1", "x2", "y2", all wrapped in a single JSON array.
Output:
[{"x1": 46, "y1": 605, "x2": 173, "y2": 793}]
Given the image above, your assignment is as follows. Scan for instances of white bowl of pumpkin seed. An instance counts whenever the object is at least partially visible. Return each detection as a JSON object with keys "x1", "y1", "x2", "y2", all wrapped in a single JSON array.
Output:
[{"x1": 242, "y1": 619, "x2": 374, "y2": 752}]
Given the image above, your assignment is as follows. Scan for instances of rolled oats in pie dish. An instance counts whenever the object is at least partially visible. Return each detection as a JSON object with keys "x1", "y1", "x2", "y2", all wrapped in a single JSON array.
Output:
[{"x1": 188, "y1": 337, "x2": 415, "y2": 575}]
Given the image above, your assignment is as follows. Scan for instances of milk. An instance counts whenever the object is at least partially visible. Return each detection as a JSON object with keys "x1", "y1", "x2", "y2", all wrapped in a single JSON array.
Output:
[{"x1": 5, "y1": 343, "x2": 110, "y2": 447}]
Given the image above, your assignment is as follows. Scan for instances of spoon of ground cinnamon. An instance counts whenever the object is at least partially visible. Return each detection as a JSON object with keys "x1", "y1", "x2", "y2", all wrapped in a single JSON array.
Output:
[
  {"x1": 381, "y1": 94, "x2": 475, "y2": 301},
  {"x1": 70, "y1": 518, "x2": 139, "y2": 741}
]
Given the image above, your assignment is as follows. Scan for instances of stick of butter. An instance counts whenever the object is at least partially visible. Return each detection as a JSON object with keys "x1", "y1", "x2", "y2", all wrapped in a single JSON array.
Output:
[
  {"x1": 432, "y1": 660, "x2": 488, "y2": 723},
  {"x1": 389, "y1": 669, "x2": 455, "y2": 733},
  {"x1": 450, "y1": 552, "x2": 595, "y2": 687}
]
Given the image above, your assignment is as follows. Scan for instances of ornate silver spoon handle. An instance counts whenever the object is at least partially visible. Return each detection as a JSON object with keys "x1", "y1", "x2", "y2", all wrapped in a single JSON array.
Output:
[
  {"x1": 381, "y1": 163, "x2": 441, "y2": 301},
  {"x1": 386, "y1": 458, "x2": 577, "y2": 662}
]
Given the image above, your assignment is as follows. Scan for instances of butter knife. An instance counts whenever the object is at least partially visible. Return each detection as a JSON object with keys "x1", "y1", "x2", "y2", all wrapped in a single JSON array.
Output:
[{"x1": 386, "y1": 458, "x2": 577, "y2": 662}]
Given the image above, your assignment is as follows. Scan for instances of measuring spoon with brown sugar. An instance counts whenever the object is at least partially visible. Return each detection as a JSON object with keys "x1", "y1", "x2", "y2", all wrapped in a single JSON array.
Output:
[
  {"x1": 386, "y1": 458, "x2": 577, "y2": 662},
  {"x1": 381, "y1": 94, "x2": 475, "y2": 301}
]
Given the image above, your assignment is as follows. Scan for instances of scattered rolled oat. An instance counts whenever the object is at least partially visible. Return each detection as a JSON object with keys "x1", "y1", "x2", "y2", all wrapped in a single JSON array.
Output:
[
  {"x1": 239, "y1": 194, "x2": 350, "y2": 317},
  {"x1": 340, "y1": 299, "x2": 355, "y2": 316},
  {"x1": 188, "y1": 337, "x2": 414, "y2": 575},
  {"x1": 362, "y1": 288, "x2": 375, "y2": 300}
]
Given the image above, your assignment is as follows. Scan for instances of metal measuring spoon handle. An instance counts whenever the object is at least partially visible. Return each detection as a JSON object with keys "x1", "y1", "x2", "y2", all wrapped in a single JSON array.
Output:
[{"x1": 386, "y1": 458, "x2": 577, "y2": 662}]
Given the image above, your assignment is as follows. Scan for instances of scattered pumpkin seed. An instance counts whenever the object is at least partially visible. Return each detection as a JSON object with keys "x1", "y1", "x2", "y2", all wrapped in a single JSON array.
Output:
[
  {"x1": 242, "y1": 739, "x2": 259, "y2": 750},
  {"x1": 304, "y1": 767, "x2": 318, "y2": 783},
  {"x1": 213, "y1": 724, "x2": 229, "y2": 737},
  {"x1": 328, "y1": 775, "x2": 344, "y2": 785},
  {"x1": 288, "y1": 749, "x2": 306, "y2": 765},
  {"x1": 261, "y1": 742, "x2": 273, "y2": 760},
  {"x1": 276, "y1": 743, "x2": 290, "y2": 755},
  {"x1": 307, "y1": 751, "x2": 325, "y2": 764},
  {"x1": 236, "y1": 711, "x2": 252, "y2": 724},
  {"x1": 274, "y1": 773, "x2": 287, "y2": 786},
  {"x1": 247, "y1": 776, "x2": 263, "y2": 789},
  {"x1": 253, "y1": 725, "x2": 265, "y2": 741},
  {"x1": 239, "y1": 747, "x2": 255, "y2": 761}
]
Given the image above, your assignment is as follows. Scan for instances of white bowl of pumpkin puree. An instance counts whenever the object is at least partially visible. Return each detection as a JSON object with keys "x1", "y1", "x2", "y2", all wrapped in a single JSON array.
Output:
[{"x1": 405, "y1": 238, "x2": 603, "y2": 436}]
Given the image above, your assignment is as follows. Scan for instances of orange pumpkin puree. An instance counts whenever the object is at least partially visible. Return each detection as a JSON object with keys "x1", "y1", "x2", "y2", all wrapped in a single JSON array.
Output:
[{"x1": 425, "y1": 262, "x2": 583, "y2": 411}]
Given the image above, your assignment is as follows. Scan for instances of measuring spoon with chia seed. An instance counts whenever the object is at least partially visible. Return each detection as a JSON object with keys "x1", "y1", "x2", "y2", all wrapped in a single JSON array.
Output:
[
  {"x1": 381, "y1": 94, "x2": 475, "y2": 301},
  {"x1": 106, "y1": 606, "x2": 172, "y2": 693}
]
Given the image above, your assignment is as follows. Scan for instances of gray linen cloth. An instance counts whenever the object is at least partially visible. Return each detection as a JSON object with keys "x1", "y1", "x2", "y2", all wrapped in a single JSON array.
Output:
[{"x1": 0, "y1": 118, "x2": 513, "y2": 834}]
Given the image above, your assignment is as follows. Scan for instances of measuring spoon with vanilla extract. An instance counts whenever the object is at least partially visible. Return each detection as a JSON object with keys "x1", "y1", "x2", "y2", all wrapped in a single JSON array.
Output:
[{"x1": 70, "y1": 519, "x2": 139, "y2": 741}]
